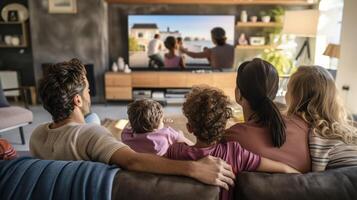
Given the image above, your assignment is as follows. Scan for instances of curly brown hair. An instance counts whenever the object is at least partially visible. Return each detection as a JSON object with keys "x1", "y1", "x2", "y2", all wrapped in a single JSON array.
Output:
[
  {"x1": 183, "y1": 86, "x2": 232, "y2": 144},
  {"x1": 39, "y1": 58, "x2": 86, "y2": 122},
  {"x1": 127, "y1": 99, "x2": 164, "y2": 133}
]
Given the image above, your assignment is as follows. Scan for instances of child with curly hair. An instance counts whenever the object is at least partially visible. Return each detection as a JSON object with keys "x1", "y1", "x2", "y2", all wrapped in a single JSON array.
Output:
[{"x1": 166, "y1": 86, "x2": 300, "y2": 200}]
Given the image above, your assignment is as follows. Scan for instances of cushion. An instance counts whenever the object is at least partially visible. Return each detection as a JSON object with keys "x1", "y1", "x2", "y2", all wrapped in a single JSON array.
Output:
[
  {"x1": 235, "y1": 167, "x2": 357, "y2": 200},
  {"x1": 0, "y1": 106, "x2": 33, "y2": 130},
  {"x1": 0, "y1": 81, "x2": 10, "y2": 108}
]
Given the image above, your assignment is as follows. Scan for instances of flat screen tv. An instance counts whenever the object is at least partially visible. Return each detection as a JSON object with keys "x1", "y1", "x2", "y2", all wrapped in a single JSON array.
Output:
[{"x1": 128, "y1": 15, "x2": 235, "y2": 70}]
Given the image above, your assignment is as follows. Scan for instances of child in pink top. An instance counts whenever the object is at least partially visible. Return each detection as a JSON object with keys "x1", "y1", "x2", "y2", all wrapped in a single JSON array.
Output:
[
  {"x1": 164, "y1": 36, "x2": 185, "y2": 68},
  {"x1": 122, "y1": 99, "x2": 192, "y2": 156},
  {"x1": 165, "y1": 86, "x2": 300, "y2": 200}
]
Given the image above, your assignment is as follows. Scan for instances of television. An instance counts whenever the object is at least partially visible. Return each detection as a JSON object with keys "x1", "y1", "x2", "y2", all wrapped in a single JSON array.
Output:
[{"x1": 128, "y1": 15, "x2": 235, "y2": 70}]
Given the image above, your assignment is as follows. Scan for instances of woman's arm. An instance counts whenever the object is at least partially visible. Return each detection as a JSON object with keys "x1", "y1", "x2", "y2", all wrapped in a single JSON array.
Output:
[
  {"x1": 257, "y1": 157, "x2": 300, "y2": 174},
  {"x1": 110, "y1": 147, "x2": 235, "y2": 190}
]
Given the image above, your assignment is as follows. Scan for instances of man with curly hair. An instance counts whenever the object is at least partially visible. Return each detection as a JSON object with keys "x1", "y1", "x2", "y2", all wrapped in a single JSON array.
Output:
[
  {"x1": 29, "y1": 59, "x2": 236, "y2": 190},
  {"x1": 165, "y1": 86, "x2": 300, "y2": 200}
]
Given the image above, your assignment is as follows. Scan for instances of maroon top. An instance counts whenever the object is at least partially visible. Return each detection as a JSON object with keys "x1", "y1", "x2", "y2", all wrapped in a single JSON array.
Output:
[
  {"x1": 225, "y1": 115, "x2": 311, "y2": 173},
  {"x1": 166, "y1": 141, "x2": 261, "y2": 200}
]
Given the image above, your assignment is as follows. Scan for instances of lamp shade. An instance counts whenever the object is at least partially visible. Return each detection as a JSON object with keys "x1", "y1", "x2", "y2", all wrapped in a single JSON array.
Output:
[
  {"x1": 323, "y1": 44, "x2": 340, "y2": 58},
  {"x1": 282, "y1": 10, "x2": 320, "y2": 37}
]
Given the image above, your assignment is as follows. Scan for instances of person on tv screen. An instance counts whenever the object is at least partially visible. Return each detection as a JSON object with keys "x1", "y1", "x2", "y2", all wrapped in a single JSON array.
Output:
[
  {"x1": 148, "y1": 34, "x2": 164, "y2": 68},
  {"x1": 180, "y1": 27, "x2": 234, "y2": 69},
  {"x1": 164, "y1": 36, "x2": 185, "y2": 69}
]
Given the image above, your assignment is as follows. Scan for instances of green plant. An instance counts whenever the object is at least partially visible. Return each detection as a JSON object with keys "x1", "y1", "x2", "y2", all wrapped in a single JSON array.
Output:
[
  {"x1": 270, "y1": 6, "x2": 285, "y2": 23},
  {"x1": 270, "y1": 6, "x2": 285, "y2": 17},
  {"x1": 259, "y1": 11, "x2": 269, "y2": 17},
  {"x1": 261, "y1": 48, "x2": 296, "y2": 76}
]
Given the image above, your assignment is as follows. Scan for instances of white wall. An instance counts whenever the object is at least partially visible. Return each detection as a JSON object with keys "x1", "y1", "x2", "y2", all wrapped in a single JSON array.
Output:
[{"x1": 335, "y1": 0, "x2": 357, "y2": 114}]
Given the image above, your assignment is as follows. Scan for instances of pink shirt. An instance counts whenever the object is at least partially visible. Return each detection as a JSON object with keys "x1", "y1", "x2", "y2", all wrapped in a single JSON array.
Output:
[
  {"x1": 225, "y1": 115, "x2": 311, "y2": 173},
  {"x1": 121, "y1": 127, "x2": 185, "y2": 156},
  {"x1": 166, "y1": 141, "x2": 261, "y2": 200},
  {"x1": 164, "y1": 55, "x2": 181, "y2": 68}
]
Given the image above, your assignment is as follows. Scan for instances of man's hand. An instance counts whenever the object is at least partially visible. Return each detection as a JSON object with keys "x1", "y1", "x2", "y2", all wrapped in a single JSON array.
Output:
[{"x1": 190, "y1": 156, "x2": 235, "y2": 190}]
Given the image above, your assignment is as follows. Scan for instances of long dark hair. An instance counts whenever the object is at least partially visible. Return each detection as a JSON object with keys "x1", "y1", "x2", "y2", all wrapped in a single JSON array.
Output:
[{"x1": 237, "y1": 58, "x2": 286, "y2": 147}]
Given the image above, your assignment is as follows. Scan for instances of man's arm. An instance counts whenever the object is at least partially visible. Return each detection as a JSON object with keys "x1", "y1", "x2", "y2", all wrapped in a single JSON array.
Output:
[
  {"x1": 110, "y1": 147, "x2": 235, "y2": 190},
  {"x1": 257, "y1": 157, "x2": 300, "y2": 174},
  {"x1": 181, "y1": 47, "x2": 210, "y2": 59}
]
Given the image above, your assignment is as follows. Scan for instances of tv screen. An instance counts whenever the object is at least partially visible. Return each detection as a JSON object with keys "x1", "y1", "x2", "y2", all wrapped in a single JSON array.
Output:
[{"x1": 128, "y1": 15, "x2": 235, "y2": 69}]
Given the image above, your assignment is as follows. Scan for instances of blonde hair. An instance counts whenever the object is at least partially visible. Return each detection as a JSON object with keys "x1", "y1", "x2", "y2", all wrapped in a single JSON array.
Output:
[{"x1": 286, "y1": 66, "x2": 357, "y2": 144}]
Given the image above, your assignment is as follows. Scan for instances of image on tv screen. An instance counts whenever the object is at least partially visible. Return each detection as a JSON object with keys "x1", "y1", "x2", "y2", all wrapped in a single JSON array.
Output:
[{"x1": 128, "y1": 15, "x2": 235, "y2": 69}]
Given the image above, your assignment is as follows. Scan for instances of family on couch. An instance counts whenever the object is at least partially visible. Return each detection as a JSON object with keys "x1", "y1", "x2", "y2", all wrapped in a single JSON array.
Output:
[{"x1": 2, "y1": 57, "x2": 357, "y2": 199}]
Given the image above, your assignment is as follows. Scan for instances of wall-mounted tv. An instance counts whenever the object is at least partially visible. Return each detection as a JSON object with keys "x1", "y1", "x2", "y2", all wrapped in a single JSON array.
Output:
[{"x1": 128, "y1": 15, "x2": 235, "y2": 69}]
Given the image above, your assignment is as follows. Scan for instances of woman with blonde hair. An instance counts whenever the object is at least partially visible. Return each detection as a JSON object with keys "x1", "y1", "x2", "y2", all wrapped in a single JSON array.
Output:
[{"x1": 286, "y1": 65, "x2": 357, "y2": 171}]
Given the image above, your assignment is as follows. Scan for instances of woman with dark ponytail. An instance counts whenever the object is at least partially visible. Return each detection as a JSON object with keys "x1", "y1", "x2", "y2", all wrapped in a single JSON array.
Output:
[{"x1": 225, "y1": 58, "x2": 311, "y2": 173}]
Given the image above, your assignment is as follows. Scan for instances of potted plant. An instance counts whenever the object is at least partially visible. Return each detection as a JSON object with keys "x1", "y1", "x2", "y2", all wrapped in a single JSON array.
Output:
[
  {"x1": 259, "y1": 11, "x2": 271, "y2": 23},
  {"x1": 270, "y1": 6, "x2": 285, "y2": 23},
  {"x1": 261, "y1": 48, "x2": 296, "y2": 76}
]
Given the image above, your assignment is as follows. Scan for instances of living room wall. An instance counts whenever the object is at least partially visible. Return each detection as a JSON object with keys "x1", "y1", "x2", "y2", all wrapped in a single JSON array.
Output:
[
  {"x1": 335, "y1": 0, "x2": 357, "y2": 114},
  {"x1": 29, "y1": 0, "x2": 108, "y2": 102}
]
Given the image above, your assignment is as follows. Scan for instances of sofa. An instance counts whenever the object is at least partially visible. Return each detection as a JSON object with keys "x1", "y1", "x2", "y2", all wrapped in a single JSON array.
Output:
[{"x1": 1, "y1": 151, "x2": 357, "y2": 200}]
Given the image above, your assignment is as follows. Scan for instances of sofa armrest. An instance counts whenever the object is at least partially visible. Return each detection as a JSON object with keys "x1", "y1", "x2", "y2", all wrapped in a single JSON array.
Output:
[{"x1": 112, "y1": 170, "x2": 220, "y2": 200}]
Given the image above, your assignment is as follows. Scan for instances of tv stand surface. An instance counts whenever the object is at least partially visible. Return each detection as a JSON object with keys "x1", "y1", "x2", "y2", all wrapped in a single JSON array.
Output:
[{"x1": 105, "y1": 71, "x2": 236, "y2": 101}]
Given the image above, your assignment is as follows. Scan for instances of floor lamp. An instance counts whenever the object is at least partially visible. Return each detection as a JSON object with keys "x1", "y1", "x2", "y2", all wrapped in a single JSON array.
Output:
[{"x1": 282, "y1": 10, "x2": 320, "y2": 61}]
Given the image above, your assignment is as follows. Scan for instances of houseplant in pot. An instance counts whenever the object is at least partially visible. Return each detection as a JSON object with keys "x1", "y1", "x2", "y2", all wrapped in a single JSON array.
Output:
[{"x1": 270, "y1": 6, "x2": 285, "y2": 23}]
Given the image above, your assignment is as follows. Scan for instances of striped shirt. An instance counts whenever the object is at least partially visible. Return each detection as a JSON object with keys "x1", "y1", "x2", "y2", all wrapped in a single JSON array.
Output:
[{"x1": 309, "y1": 134, "x2": 357, "y2": 171}]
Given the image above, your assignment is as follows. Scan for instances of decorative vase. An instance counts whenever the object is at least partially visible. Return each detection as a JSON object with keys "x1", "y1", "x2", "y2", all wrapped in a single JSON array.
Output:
[
  {"x1": 240, "y1": 10, "x2": 248, "y2": 22},
  {"x1": 250, "y1": 16, "x2": 258, "y2": 23},
  {"x1": 261, "y1": 16, "x2": 271, "y2": 23},
  {"x1": 238, "y1": 33, "x2": 248, "y2": 45},
  {"x1": 124, "y1": 64, "x2": 131, "y2": 73},
  {"x1": 111, "y1": 62, "x2": 119, "y2": 72},
  {"x1": 11, "y1": 36, "x2": 20, "y2": 46},
  {"x1": 117, "y1": 57, "x2": 125, "y2": 71}
]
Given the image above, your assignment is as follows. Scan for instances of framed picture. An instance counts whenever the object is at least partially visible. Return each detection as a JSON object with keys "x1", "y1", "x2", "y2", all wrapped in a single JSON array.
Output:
[{"x1": 48, "y1": 0, "x2": 77, "y2": 14}]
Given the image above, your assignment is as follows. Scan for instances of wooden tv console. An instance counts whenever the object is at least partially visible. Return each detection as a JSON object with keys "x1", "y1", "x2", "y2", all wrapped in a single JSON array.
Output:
[{"x1": 105, "y1": 71, "x2": 237, "y2": 101}]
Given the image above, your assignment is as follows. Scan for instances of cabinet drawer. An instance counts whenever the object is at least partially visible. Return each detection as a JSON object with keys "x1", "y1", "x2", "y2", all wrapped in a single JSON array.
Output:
[
  {"x1": 213, "y1": 73, "x2": 236, "y2": 88},
  {"x1": 105, "y1": 73, "x2": 131, "y2": 86},
  {"x1": 186, "y1": 73, "x2": 213, "y2": 87},
  {"x1": 159, "y1": 73, "x2": 187, "y2": 88},
  {"x1": 106, "y1": 87, "x2": 132, "y2": 100},
  {"x1": 132, "y1": 73, "x2": 159, "y2": 87}
]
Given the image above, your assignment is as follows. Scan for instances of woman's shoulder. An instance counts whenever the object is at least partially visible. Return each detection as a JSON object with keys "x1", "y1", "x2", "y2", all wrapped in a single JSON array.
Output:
[
  {"x1": 226, "y1": 121, "x2": 261, "y2": 134},
  {"x1": 283, "y1": 114, "x2": 309, "y2": 132}
]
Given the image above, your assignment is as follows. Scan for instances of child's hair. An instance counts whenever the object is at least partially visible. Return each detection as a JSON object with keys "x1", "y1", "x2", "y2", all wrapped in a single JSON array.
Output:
[
  {"x1": 177, "y1": 37, "x2": 182, "y2": 43},
  {"x1": 183, "y1": 86, "x2": 232, "y2": 144},
  {"x1": 127, "y1": 99, "x2": 164, "y2": 133},
  {"x1": 286, "y1": 65, "x2": 357, "y2": 144},
  {"x1": 164, "y1": 36, "x2": 177, "y2": 50}
]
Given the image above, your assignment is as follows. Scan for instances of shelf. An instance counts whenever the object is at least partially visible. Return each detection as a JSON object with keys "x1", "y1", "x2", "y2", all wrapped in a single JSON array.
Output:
[
  {"x1": 106, "y1": 0, "x2": 317, "y2": 5},
  {"x1": 0, "y1": 21, "x2": 24, "y2": 24},
  {"x1": 236, "y1": 45, "x2": 275, "y2": 50},
  {"x1": 0, "y1": 45, "x2": 28, "y2": 48},
  {"x1": 237, "y1": 22, "x2": 282, "y2": 28}
]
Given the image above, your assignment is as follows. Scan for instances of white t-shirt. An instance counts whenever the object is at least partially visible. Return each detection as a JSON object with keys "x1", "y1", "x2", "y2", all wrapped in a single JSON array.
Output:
[
  {"x1": 148, "y1": 39, "x2": 163, "y2": 56},
  {"x1": 30, "y1": 122, "x2": 127, "y2": 164}
]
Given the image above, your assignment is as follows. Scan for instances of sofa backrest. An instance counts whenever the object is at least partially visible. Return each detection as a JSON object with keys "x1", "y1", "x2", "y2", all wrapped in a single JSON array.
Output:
[
  {"x1": 112, "y1": 170, "x2": 220, "y2": 200},
  {"x1": 235, "y1": 166, "x2": 357, "y2": 200}
]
